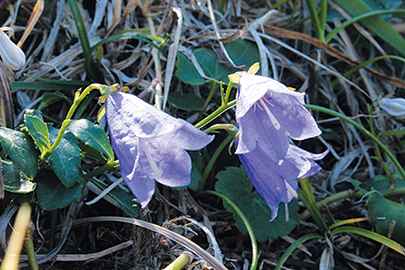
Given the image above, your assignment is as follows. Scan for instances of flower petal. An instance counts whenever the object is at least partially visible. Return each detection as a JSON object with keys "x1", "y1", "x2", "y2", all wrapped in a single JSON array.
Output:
[
  {"x1": 105, "y1": 91, "x2": 214, "y2": 207},
  {"x1": 0, "y1": 30, "x2": 25, "y2": 70},
  {"x1": 236, "y1": 139, "x2": 327, "y2": 221},
  {"x1": 379, "y1": 97, "x2": 405, "y2": 118}
]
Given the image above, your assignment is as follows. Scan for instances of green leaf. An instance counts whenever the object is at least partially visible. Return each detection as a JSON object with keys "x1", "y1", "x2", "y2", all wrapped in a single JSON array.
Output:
[
  {"x1": 367, "y1": 194, "x2": 405, "y2": 246},
  {"x1": 1, "y1": 159, "x2": 36, "y2": 193},
  {"x1": 175, "y1": 52, "x2": 210, "y2": 86},
  {"x1": 0, "y1": 127, "x2": 38, "y2": 179},
  {"x1": 215, "y1": 167, "x2": 299, "y2": 242},
  {"x1": 38, "y1": 91, "x2": 71, "y2": 111},
  {"x1": 67, "y1": 119, "x2": 114, "y2": 161},
  {"x1": 35, "y1": 169, "x2": 81, "y2": 211},
  {"x1": 175, "y1": 39, "x2": 261, "y2": 86},
  {"x1": 168, "y1": 92, "x2": 206, "y2": 112},
  {"x1": 194, "y1": 48, "x2": 238, "y2": 83},
  {"x1": 330, "y1": 225, "x2": 405, "y2": 255},
  {"x1": 48, "y1": 127, "x2": 81, "y2": 188},
  {"x1": 24, "y1": 114, "x2": 51, "y2": 155},
  {"x1": 224, "y1": 39, "x2": 261, "y2": 68}
]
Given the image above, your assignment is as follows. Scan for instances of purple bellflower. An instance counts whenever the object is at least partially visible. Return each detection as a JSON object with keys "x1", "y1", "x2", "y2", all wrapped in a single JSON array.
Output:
[
  {"x1": 229, "y1": 64, "x2": 321, "y2": 164},
  {"x1": 105, "y1": 92, "x2": 214, "y2": 208},
  {"x1": 236, "y1": 138, "x2": 328, "y2": 221}
]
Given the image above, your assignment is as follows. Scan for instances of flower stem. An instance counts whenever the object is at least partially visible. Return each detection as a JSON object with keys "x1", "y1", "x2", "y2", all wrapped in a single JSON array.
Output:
[
  {"x1": 204, "y1": 190, "x2": 258, "y2": 270},
  {"x1": 24, "y1": 221, "x2": 38, "y2": 270},
  {"x1": 195, "y1": 100, "x2": 236, "y2": 129},
  {"x1": 367, "y1": 104, "x2": 392, "y2": 182},
  {"x1": 40, "y1": 85, "x2": 98, "y2": 161},
  {"x1": 162, "y1": 251, "x2": 193, "y2": 270},
  {"x1": 84, "y1": 160, "x2": 120, "y2": 179},
  {"x1": 197, "y1": 135, "x2": 233, "y2": 194},
  {"x1": 306, "y1": 104, "x2": 405, "y2": 181}
]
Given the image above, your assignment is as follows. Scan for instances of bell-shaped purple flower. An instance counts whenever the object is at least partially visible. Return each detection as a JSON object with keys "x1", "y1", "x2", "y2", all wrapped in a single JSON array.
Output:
[
  {"x1": 235, "y1": 74, "x2": 321, "y2": 164},
  {"x1": 105, "y1": 92, "x2": 214, "y2": 207},
  {"x1": 236, "y1": 138, "x2": 328, "y2": 221}
]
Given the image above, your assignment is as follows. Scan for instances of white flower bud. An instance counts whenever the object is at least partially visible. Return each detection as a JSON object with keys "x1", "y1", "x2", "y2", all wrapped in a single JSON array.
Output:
[
  {"x1": 379, "y1": 97, "x2": 405, "y2": 118},
  {"x1": 0, "y1": 28, "x2": 26, "y2": 70}
]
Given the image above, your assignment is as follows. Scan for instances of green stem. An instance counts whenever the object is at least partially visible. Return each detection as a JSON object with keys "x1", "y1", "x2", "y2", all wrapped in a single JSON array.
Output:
[
  {"x1": 195, "y1": 100, "x2": 236, "y2": 129},
  {"x1": 41, "y1": 85, "x2": 97, "y2": 161},
  {"x1": 368, "y1": 104, "x2": 392, "y2": 181},
  {"x1": 298, "y1": 179, "x2": 329, "y2": 235},
  {"x1": 24, "y1": 221, "x2": 38, "y2": 270},
  {"x1": 223, "y1": 82, "x2": 234, "y2": 105},
  {"x1": 202, "y1": 83, "x2": 218, "y2": 111},
  {"x1": 84, "y1": 160, "x2": 120, "y2": 179},
  {"x1": 301, "y1": 187, "x2": 405, "y2": 220},
  {"x1": 197, "y1": 136, "x2": 233, "y2": 194},
  {"x1": 204, "y1": 190, "x2": 258, "y2": 270},
  {"x1": 305, "y1": 0, "x2": 324, "y2": 41},
  {"x1": 306, "y1": 104, "x2": 405, "y2": 180}
]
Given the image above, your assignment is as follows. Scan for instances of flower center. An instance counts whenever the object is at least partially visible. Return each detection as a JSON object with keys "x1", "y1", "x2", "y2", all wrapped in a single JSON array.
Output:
[
  {"x1": 255, "y1": 97, "x2": 281, "y2": 130},
  {"x1": 139, "y1": 139, "x2": 163, "y2": 178}
]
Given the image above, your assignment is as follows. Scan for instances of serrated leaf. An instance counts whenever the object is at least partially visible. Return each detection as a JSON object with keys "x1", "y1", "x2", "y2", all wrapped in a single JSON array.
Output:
[
  {"x1": 1, "y1": 159, "x2": 36, "y2": 193},
  {"x1": 0, "y1": 127, "x2": 38, "y2": 179},
  {"x1": 48, "y1": 127, "x2": 81, "y2": 188},
  {"x1": 215, "y1": 166, "x2": 299, "y2": 242},
  {"x1": 38, "y1": 91, "x2": 71, "y2": 111},
  {"x1": 367, "y1": 194, "x2": 405, "y2": 246},
  {"x1": 35, "y1": 169, "x2": 81, "y2": 211},
  {"x1": 67, "y1": 119, "x2": 114, "y2": 161},
  {"x1": 24, "y1": 114, "x2": 51, "y2": 155}
]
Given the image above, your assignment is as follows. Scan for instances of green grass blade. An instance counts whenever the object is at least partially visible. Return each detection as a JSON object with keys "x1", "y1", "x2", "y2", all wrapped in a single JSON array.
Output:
[
  {"x1": 67, "y1": 0, "x2": 100, "y2": 81},
  {"x1": 326, "y1": 9, "x2": 405, "y2": 43},
  {"x1": 330, "y1": 226, "x2": 405, "y2": 255},
  {"x1": 275, "y1": 234, "x2": 324, "y2": 270},
  {"x1": 332, "y1": 0, "x2": 405, "y2": 56}
]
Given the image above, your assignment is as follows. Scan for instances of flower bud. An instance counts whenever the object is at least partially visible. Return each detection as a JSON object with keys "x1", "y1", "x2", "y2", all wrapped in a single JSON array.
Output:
[
  {"x1": 0, "y1": 28, "x2": 26, "y2": 70},
  {"x1": 379, "y1": 97, "x2": 405, "y2": 119}
]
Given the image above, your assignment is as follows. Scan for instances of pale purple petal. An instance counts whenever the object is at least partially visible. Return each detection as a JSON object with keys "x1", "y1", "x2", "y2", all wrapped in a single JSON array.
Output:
[
  {"x1": 105, "y1": 92, "x2": 214, "y2": 207},
  {"x1": 236, "y1": 139, "x2": 326, "y2": 221},
  {"x1": 235, "y1": 74, "x2": 322, "y2": 161},
  {"x1": 379, "y1": 97, "x2": 405, "y2": 118}
]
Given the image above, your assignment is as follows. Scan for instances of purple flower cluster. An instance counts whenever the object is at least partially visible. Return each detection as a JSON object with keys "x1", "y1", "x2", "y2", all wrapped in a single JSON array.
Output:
[
  {"x1": 230, "y1": 67, "x2": 327, "y2": 221},
  {"x1": 103, "y1": 63, "x2": 326, "y2": 217}
]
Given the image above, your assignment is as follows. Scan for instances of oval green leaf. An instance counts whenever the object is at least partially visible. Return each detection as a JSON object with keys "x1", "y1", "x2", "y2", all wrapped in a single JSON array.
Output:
[
  {"x1": 0, "y1": 127, "x2": 38, "y2": 179},
  {"x1": 67, "y1": 119, "x2": 114, "y2": 161},
  {"x1": 35, "y1": 169, "x2": 81, "y2": 211},
  {"x1": 48, "y1": 127, "x2": 81, "y2": 188}
]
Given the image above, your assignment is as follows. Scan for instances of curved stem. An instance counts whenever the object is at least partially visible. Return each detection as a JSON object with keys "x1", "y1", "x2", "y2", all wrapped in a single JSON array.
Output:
[
  {"x1": 41, "y1": 85, "x2": 97, "y2": 161},
  {"x1": 195, "y1": 100, "x2": 236, "y2": 129},
  {"x1": 197, "y1": 136, "x2": 233, "y2": 194},
  {"x1": 204, "y1": 190, "x2": 259, "y2": 270},
  {"x1": 306, "y1": 104, "x2": 405, "y2": 180},
  {"x1": 84, "y1": 160, "x2": 120, "y2": 179}
]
